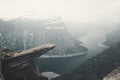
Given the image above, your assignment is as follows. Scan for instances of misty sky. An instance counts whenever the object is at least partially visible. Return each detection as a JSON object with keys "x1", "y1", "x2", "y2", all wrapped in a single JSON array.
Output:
[{"x1": 0, "y1": 0, "x2": 120, "y2": 23}]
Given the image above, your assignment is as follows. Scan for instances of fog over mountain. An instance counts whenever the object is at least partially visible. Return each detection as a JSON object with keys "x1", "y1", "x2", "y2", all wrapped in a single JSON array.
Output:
[
  {"x1": 0, "y1": 0, "x2": 120, "y2": 80},
  {"x1": 0, "y1": 0, "x2": 120, "y2": 36}
]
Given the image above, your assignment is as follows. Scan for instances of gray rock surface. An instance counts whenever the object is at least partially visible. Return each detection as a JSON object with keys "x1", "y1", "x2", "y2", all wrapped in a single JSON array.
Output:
[{"x1": 103, "y1": 67, "x2": 120, "y2": 80}]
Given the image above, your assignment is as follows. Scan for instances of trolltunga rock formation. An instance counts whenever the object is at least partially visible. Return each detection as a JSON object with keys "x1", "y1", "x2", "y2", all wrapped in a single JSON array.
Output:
[{"x1": 0, "y1": 43, "x2": 55, "y2": 80}]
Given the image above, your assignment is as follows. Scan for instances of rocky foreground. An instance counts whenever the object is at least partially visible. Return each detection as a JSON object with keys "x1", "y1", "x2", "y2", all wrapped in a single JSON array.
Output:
[{"x1": 103, "y1": 67, "x2": 120, "y2": 80}]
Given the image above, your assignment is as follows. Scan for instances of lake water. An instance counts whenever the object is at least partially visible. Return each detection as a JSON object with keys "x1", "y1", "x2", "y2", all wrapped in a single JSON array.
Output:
[{"x1": 36, "y1": 52, "x2": 87, "y2": 75}]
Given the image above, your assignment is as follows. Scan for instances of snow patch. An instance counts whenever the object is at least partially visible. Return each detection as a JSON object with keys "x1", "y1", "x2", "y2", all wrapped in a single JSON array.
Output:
[{"x1": 41, "y1": 72, "x2": 60, "y2": 80}]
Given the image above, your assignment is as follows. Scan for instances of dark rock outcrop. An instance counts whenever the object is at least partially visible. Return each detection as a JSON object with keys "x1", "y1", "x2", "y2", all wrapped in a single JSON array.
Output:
[{"x1": 0, "y1": 44, "x2": 55, "y2": 80}]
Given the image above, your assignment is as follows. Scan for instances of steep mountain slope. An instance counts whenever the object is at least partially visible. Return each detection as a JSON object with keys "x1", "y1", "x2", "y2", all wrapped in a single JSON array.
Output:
[
  {"x1": 0, "y1": 18, "x2": 87, "y2": 57},
  {"x1": 53, "y1": 43, "x2": 120, "y2": 80}
]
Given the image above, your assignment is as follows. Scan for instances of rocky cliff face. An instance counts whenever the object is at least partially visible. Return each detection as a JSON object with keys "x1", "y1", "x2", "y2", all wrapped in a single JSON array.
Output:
[
  {"x1": 103, "y1": 67, "x2": 120, "y2": 80},
  {"x1": 53, "y1": 42, "x2": 120, "y2": 80},
  {"x1": 0, "y1": 17, "x2": 87, "y2": 57}
]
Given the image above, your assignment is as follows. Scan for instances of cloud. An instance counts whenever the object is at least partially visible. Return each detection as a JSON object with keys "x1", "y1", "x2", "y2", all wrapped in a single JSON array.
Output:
[{"x1": 0, "y1": 0, "x2": 120, "y2": 23}]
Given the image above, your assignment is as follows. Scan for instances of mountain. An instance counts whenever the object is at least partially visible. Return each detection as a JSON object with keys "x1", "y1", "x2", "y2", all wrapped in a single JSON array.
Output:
[
  {"x1": 0, "y1": 17, "x2": 88, "y2": 57},
  {"x1": 53, "y1": 42, "x2": 120, "y2": 80}
]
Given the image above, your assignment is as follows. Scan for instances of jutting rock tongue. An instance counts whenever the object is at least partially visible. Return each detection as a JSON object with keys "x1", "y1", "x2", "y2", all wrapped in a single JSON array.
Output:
[{"x1": 0, "y1": 43, "x2": 55, "y2": 80}]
